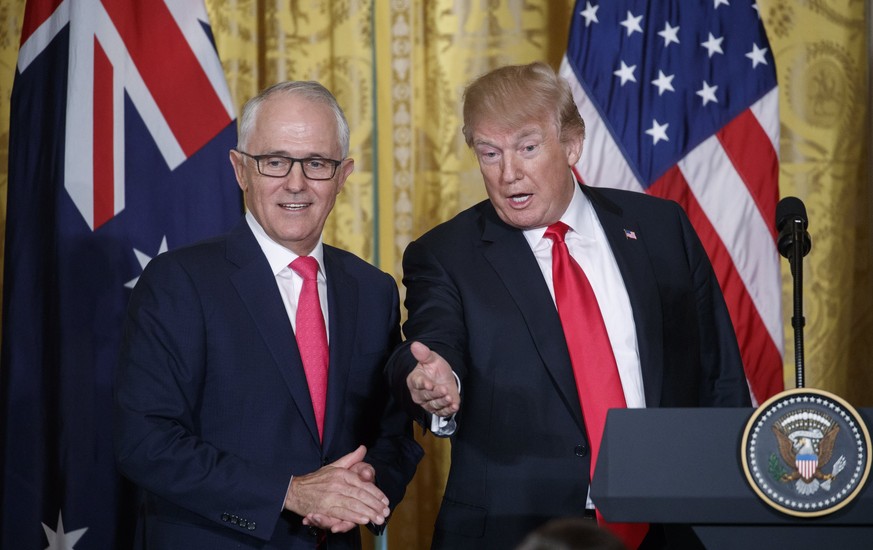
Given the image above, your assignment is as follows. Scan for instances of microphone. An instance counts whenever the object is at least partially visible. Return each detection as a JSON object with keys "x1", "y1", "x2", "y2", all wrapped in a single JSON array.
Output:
[
  {"x1": 775, "y1": 197, "x2": 811, "y2": 259},
  {"x1": 775, "y1": 196, "x2": 811, "y2": 389}
]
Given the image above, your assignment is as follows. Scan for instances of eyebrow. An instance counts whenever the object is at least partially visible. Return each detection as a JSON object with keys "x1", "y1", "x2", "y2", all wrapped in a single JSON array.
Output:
[
  {"x1": 259, "y1": 150, "x2": 336, "y2": 159},
  {"x1": 473, "y1": 128, "x2": 545, "y2": 149}
]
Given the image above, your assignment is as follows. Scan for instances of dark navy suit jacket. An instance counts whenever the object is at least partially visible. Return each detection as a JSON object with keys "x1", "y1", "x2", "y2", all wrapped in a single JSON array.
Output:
[
  {"x1": 115, "y1": 218, "x2": 422, "y2": 549},
  {"x1": 385, "y1": 184, "x2": 751, "y2": 549}
]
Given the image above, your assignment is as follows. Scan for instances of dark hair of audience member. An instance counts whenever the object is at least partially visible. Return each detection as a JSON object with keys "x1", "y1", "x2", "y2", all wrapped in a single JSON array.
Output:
[{"x1": 515, "y1": 517, "x2": 628, "y2": 550}]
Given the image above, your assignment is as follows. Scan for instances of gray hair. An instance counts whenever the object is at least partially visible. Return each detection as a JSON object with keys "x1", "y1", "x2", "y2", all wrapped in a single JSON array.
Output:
[{"x1": 237, "y1": 80, "x2": 351, "y2": 158}]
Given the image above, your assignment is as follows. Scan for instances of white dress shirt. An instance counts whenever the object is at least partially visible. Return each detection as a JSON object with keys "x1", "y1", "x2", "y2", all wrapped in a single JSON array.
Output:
[
  {"x1": 523, "y1": 184, "x2": 645, "y2": 409},
  {"x1": 245, "y1": 212, "x2": 329, "y2": 340}
]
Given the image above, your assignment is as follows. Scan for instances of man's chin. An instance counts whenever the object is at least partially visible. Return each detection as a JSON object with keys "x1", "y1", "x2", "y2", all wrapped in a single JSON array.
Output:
[{"x1": 494, "y1": 209, "x2": 549, "y2": 231}]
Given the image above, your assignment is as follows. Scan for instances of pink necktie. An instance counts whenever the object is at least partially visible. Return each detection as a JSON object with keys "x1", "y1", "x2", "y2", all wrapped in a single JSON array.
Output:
[
  {"x1": 290, "y1": 256, "x2": 329, "y2": 442},
  {"x1": 545, "y1": 222, "x2": 648, "y2": 549}
]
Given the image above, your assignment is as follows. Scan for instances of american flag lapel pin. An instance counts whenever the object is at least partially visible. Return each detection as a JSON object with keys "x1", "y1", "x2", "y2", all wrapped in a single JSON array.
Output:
[{"x1": 624, "y1": 228, "x2": 637, "y2": 240}]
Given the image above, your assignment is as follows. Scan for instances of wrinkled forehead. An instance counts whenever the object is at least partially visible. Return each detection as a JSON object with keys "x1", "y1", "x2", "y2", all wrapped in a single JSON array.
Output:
[{"x1": 470, "y1": 112, "x2": 560, "y2": 144}]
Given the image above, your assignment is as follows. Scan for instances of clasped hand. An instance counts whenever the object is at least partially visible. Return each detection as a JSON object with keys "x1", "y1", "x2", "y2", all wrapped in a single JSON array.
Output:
[
  {"x1": 284, "y1": 445, "x2": 389, "y2": 533},
  {"x1": 406, "y1": 341, "x2": 460, "y2": 418}
]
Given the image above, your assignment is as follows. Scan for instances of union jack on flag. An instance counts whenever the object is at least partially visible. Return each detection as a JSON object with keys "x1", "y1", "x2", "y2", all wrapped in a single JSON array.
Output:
[
  {"x1": 561, "y1": 0, "x2": 784, "y2": 405},
  {"x1": 0, "y1": 1, "x2": 242, "y2": 548}
]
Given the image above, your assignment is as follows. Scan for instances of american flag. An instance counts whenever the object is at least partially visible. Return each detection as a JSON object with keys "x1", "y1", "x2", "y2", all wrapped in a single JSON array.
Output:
[
  {"x1": 561, "y1": 0, "x2": 783, "y2": 404},
  {"x1": 0, "y1": 1, "x2": 241, "y2": 548}
]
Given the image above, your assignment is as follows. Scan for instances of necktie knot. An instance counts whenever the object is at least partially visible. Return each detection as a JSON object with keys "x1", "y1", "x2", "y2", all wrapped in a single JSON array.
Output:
[
  {"x1": 290, "y1": 256, "x2": 319, "y2": 281},
  {"x1": 544, "y1": 221, "x2": 570, "y2": 244}
]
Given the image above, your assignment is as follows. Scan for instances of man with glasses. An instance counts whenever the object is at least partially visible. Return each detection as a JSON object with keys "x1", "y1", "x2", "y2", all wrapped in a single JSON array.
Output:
[{"x1": 115, "y1": 81, "x2": 422, "y2": 549}]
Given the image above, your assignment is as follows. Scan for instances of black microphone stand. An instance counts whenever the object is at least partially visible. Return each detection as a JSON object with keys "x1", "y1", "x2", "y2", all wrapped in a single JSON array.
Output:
[{"x1": 789, "y1": 218, "x2": 805, "y2": 389}]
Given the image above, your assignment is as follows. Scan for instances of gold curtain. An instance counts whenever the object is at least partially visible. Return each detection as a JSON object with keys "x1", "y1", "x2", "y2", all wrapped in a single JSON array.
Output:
[
  {"x1": 0, "y1": 1, "x2": 871, "y2": 548},
  {"x1": 762, "y1": 0, "x2": 873, "y2": 403}
]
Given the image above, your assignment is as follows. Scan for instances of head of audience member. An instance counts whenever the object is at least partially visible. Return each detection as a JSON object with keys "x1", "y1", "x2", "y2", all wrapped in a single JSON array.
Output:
[
  {"x1": 461, "y1": 61, "x2": 586, "y2": 231},
  {"x1": 230, "y1": 81, "x2": 354, "y2": 256},
  {"x1": 515, "y1": 517, "x2": 628, "y2": 550}
]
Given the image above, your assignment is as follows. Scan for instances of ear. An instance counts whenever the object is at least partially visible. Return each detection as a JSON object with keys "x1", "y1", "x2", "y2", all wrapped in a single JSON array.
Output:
[
  {"x1": 565, "y1": 132, "x2": 583, "y2": 167},
  {"x1": 228, "y1": 149, "x2": 249, "y2": 192},
  {"x1": 335, "y1": 158, "x2": 355, "y2": 194}
]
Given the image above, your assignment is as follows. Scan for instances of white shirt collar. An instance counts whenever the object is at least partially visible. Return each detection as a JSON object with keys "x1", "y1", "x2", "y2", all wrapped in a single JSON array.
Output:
[
  {"x1": 245, "y1": 211, "x2": 325, "y2": 276},
  {"x1": 523, "y1": 182, "x2": 595, "y2": 250}
]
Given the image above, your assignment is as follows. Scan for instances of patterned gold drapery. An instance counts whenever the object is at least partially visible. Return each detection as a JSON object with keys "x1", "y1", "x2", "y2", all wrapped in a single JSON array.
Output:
[
  {"x1": 764, "y1": 0, "x2": 873, "y2": 401},
  {"x1": 0, "y1": 1, "x2": 870, "y2": 548}
]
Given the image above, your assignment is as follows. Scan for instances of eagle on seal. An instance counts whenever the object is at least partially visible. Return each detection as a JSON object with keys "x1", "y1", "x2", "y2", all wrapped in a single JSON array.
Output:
[{"x1": 772, "y1": 423, "x2": 840, "y2": 483}]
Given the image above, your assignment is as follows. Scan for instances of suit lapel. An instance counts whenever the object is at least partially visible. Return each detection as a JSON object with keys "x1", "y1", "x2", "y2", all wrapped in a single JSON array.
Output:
[
  {"x1": 582, "y1": 186, "x2": 665, "y2": 407},
  {"x1": 320, "y1": 246, "x2": 355, "y2": 451},
  {"x1": 479, "y1": 207, "x2": 586, "y2": 432},
  {"x1": 227, "y1": 220, "x2": 322, "y2": 446}
]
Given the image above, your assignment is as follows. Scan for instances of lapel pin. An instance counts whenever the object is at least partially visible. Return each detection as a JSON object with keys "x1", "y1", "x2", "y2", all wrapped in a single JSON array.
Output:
[{"x1": 624, "y1": 228, "x2": 637, "y2": 240}]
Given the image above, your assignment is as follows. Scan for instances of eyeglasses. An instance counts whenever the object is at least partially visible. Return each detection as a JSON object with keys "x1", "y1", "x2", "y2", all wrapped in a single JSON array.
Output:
[{"x1": 235, "y1": 150, "x2": 343, "y2": 180}]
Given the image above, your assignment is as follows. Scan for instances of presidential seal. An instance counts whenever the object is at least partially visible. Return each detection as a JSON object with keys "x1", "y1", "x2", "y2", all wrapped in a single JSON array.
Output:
[{"x1": 741, "y1": 388, "x2": 871, "y2": 517}]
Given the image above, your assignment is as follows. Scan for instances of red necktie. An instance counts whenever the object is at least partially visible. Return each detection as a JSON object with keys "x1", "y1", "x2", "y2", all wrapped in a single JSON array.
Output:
[
  {"x1": 545, "y1": 222, "x2": 648, "y2": 549},
  {"x1": 290, "y1": 256, "x2": 329, "y2": 442}
]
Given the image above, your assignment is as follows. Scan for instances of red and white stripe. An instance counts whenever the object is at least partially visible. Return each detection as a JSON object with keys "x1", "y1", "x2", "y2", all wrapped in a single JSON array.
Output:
[
  {"x1": 18, "y1": 0, "x2": 234, "y2": 231},
  {"x1": 560, "y1": 57, "x2": 784, "y2": 405},
  {"x1": 797, "y1": 458, "x2": 818, "y2": 481}
]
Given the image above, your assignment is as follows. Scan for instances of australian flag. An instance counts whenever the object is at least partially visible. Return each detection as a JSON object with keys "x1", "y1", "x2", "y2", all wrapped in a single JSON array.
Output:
[{"x1": 0, "y1": 1, "x2": 242, "y2": 548}]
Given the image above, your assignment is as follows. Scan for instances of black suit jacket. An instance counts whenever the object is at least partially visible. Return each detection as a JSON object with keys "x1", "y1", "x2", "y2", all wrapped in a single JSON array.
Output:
[
  {"x1": 385, "y1": 184, "x2": 751, "y2": 549},
  {"x1": 115, "y1": 218, "x2": 422, "y2": 549}
]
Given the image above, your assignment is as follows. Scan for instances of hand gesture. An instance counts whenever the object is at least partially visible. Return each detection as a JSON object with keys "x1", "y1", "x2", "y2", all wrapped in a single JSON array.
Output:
[
  {"x1": 406, "y1": 341, "x2": 460, "y2": 417},
  {"x1": 284, "y1": 446, "x2": 389, "y2": 533},
  {"x1": 302, "y1": 461, "x2": 378, "y2": 533}
]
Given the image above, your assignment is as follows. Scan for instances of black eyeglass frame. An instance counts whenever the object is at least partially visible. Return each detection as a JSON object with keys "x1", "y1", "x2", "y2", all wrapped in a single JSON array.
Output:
[{"x1": 235, "y1": 149, "x2": 344, "y2": 180}]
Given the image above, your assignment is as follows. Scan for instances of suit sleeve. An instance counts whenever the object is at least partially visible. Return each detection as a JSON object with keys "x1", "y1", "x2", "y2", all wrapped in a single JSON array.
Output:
[
  {"x1": 677, "y1": 203, "x2": 753, "y2": 407},
  {"x1": 113, "y1": 253, "x2": 290, "y2": 541},
  {"x1": 363, "y1": 272, "x2": 424, "y2": 520},
  {"x1": 385, "y1": 238, "x2": 469, "y2": 430}
]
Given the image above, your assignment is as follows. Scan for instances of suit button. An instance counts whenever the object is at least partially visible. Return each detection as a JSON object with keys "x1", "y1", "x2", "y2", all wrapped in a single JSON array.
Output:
[
  {"x1": 308, "y1": 525, "x2": 320, "y2": 537},
  {"x1": 575, "y1": 444, "x2": 588, "y2": 457},
  {"x1": 221, "y1": 513, "x2": 230, "y2": 522},
  {"x1": 248, "y1": 522, "x2": 257, "y2": 531}
]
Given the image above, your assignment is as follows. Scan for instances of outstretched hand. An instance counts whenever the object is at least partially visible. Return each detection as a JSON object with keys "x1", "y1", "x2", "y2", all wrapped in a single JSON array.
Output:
[{"x1": 406, "y1": 341, "x2": 460, "y2": 417}]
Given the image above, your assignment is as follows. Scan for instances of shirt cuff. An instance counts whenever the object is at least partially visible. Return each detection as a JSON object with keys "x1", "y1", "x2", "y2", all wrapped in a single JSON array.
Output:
[{"x1": 428, "y1": 371, "x2": 460, "y2": 436}]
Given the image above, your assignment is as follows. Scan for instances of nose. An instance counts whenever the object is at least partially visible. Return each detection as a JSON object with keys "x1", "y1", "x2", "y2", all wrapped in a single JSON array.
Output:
[
  {"x1": 500, "y1": 155, "x2": 522, "y2": 184},
  {"x1": 282, "y1": 162, "x2": 309, "y2": 192}
]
